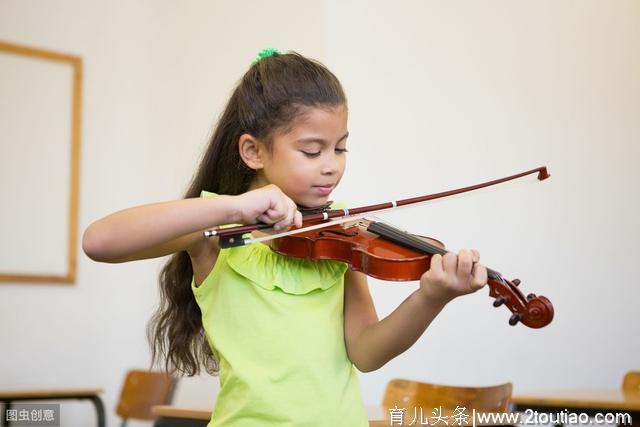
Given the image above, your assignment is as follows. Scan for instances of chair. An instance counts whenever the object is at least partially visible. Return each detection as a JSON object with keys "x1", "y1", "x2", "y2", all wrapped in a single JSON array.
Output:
[
  {"x1": 115, "y1": 369, "x2": 176, "y2": 427},
  {"x1": 383, "y1": 378, "x2": 513, "y2": 414},
  {"x1": 622, "y1": 371, "x2": 640, "y2": 394}
]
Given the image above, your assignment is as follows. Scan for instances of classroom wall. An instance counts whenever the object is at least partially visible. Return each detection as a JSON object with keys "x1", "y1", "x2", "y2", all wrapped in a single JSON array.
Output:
[
  {"x1": 1, "y1": 1, "x2": 638, "y2": 426},
  {"x1": 324, "y1": 0, "x2": 640, "y2": 396}
]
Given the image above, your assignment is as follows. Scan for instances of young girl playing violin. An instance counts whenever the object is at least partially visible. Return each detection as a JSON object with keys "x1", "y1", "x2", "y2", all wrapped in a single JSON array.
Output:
[{"x1": 83, "y1": 49, "x2": 488, "y2": 427}]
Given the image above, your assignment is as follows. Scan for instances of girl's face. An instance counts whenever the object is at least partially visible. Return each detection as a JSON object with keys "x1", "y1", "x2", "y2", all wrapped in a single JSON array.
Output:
[{"x1": 252, "y1": 105, "x2": 348, "y2": 208}]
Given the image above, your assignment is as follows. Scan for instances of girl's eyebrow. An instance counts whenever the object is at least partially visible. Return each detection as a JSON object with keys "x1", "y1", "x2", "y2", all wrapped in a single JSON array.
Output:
[{"x1": 296, "y1": 132, "x2": 349, "y2": 145}]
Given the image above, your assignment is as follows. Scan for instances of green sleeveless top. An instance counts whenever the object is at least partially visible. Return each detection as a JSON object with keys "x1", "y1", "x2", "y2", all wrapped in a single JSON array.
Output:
[{"x1": 191, "y1": 191, "x2": 369, "y2": 427}]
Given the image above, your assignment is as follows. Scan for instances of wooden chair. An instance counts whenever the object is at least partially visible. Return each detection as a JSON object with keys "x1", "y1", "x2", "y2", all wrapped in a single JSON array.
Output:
[
  {"x1": 622, "y1": 371, "x2": 640, "y2": 394},
  {"x1": 115, "y1": 369, "x2": 176, "y2": 427},
  {"x1": 382, "y1": 378, "x2": 512, "y2": 416}
]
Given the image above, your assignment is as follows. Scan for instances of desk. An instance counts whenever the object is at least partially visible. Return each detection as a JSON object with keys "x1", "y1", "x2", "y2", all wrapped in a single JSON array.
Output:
[
  {"x1": 0, "y1": 388, "x2": 105, "y2": 427},
  {"x1": 512, "y1": 389, "x2": 640, "y2": 425},
  {"x1": 152, "y1": 406, "x2": 209, "y2": 427}
]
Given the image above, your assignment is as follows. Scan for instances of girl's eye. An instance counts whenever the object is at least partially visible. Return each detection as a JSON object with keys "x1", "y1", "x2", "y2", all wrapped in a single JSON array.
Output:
[
  {"x1": 302, "y1": 151, "x2": 321, "y2": 158},
  {"x1": 301, "y1": 148, "x2": 348, "y2": 158}
]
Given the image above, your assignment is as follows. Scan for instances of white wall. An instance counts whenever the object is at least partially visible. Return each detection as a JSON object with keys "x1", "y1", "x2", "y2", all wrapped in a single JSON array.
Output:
[
  {"x1": 325, "y1": 0, "x2": 640, "y2": 397},
  {"x1": 1, "y1": 1, "x2": 638, "y2": 426}
]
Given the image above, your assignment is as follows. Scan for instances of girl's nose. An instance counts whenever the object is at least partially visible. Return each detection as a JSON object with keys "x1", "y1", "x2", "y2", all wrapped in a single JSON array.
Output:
[{"x1": 321, "y1": 156, "x2": 339, "y2": 175}]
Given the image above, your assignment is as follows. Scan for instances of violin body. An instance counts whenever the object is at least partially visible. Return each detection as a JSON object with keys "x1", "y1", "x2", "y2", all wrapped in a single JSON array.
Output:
[
  {"x1": 269, "y1": 218, "x2": 554, "y2": 329},
  {"x1": 270, "y1": 218, "x2": 443, "y2": 281}
]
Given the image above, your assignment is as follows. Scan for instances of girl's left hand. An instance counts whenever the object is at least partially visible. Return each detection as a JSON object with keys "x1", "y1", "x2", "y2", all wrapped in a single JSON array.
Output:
[{"x1": 417, "y1": 249, "x2": 488, "y2": 306}]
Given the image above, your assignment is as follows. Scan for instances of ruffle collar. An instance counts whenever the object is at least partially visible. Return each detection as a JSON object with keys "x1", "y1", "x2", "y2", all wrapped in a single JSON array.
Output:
[{"x1": 224, "y1": 243, "x2": 348, "y2": 295}]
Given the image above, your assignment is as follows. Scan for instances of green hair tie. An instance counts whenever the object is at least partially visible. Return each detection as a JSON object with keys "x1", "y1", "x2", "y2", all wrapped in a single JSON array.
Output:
[{"x1": 252, "y1": 47, "x2": 280, "y2": 65}]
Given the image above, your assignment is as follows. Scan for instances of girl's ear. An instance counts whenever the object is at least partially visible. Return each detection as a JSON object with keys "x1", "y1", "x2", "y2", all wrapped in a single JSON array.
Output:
[{"x1": 238, "y1": 133, "x2": 265, "y2": 170}]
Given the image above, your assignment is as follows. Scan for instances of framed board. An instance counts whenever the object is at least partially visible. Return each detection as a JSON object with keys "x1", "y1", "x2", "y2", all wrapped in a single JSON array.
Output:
[{"x1": 0, "y1": 41, "x2": 83, "y2": 284}]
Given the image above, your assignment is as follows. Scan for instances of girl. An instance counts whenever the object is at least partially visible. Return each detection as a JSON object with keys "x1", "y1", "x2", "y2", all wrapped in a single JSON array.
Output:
[{"x1": 83, "y1": 49, "x2": 488, "y2": 427}]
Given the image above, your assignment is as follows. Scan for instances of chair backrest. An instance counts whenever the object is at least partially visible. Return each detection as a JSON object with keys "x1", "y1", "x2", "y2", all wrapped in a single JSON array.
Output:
[
  {"x1": 383, "y1": 378, "x2": 513, "y2": 414},
  {"x1": 622, "y1": 371, "x2": 640, "y2": 394},
  {"x1": 116, "y1": 369, "x2": 176, "y2": 422}
]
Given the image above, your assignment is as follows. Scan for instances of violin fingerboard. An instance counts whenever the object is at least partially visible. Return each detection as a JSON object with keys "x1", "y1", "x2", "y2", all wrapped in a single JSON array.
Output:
[{"x1": 367, "y1": 221, "x2": 501, "y2": 280}]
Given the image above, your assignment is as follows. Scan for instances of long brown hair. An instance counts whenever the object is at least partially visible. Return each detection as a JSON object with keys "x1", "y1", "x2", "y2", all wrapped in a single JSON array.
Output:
[{"x1": 147, "y1": 51, "x2": 347, "y2": 376}]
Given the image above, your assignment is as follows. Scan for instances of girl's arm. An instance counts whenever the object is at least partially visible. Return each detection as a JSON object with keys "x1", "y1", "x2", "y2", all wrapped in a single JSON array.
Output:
[
  {"x1": 83, "y1": 184, "x2": 303, "y2": 264},
  {"x1": 344, "y1": 250, "x2": 487, "y2": 372},
  {"x1": 82, "y1": 195, "x2": 238, "y2": 263}
]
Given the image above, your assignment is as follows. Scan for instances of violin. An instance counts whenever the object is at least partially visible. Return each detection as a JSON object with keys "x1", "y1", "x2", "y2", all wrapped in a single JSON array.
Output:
[
  {"x1": 205, "y1": 166, "x2": 554, "y2": 329},
  {"x1": 270, "y1": 218, "x2": 553, "y2": 328}
]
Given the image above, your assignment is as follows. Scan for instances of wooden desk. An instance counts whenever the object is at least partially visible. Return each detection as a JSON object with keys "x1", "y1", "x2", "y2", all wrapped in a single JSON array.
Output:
[
  {"x1": 512, "y1": 389, "x2": 640, "y2": 425},
  {"x1": 0, "y1": 388, "x2": 105, "y2": 427},
  {"x1": 152, "y1": 406, "x2": 209, "y2": 427}
]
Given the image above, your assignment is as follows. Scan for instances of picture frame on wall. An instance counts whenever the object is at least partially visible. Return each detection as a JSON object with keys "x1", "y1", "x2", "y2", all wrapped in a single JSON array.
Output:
[{"x1": 0, "y1": 40, "x2": 83, "y2": 284}]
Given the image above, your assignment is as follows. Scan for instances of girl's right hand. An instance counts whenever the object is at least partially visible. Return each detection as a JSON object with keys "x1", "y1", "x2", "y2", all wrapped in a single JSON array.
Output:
[{"x1": 234, "y1": 184, "x2": 303, "y2": 232}]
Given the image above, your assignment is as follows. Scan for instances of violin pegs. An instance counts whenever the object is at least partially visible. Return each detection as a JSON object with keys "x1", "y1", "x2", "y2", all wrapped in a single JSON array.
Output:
[
  {"x1": 509, "y1": 313, "x2": 522, "y2": 326},
  {"x1": 527, "y1": 293, "x2": 536, "y2": 301},
  {"x1": 512, "y1": 278, "x2": 521, "y2": 286},
  {"x1": 493, "y1": 296, "x2": 508, "y2": 307}
]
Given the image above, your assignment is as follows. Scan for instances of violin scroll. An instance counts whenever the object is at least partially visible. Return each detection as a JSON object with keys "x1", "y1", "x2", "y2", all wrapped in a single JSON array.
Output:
[{"x1": 488, "y1": 277, "x2": 554, "y2": 328}]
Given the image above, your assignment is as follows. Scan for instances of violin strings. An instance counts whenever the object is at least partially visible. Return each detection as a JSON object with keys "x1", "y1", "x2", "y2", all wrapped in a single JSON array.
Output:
[
  {"x1": 225, "y1": 213, "x2": 504, "y2": 283},
  {"x1": 234, "y1": 213, "x2": 370, "y2": 246},
  {"x1": 368, "y1": 217, "x2": 502, "y2": 281}
]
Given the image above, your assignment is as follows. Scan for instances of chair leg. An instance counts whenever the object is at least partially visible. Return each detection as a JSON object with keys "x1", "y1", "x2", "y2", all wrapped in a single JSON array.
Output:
[{"x1": 120, "y1": 419, "x2": 128, "y2": 427}]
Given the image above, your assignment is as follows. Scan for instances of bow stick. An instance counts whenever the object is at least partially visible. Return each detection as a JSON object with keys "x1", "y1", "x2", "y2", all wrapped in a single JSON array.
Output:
[{"x1": 204, "y1": 166, "x2": 550, "y2": 247}]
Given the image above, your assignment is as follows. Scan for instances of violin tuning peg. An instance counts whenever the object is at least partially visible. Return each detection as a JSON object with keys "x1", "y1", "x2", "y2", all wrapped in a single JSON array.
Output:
[
  {"x1": 493, "y1": 296, "x2": 508, "y2": 307},
  {"x1": 527, "y1": 293, "x2": 536, "y2": 301},
  {"x1": 512, "y1": 278, "x2": 521, "y2": 286},
  {"x1": 509, "y1": 313, "x2": 522, "y2": 326}
]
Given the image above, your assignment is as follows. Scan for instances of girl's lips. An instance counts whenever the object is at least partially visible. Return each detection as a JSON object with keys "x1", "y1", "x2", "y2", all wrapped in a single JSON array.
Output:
[{"x1": 313, "y1": 185, "x2": 334, "y2": 195}]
